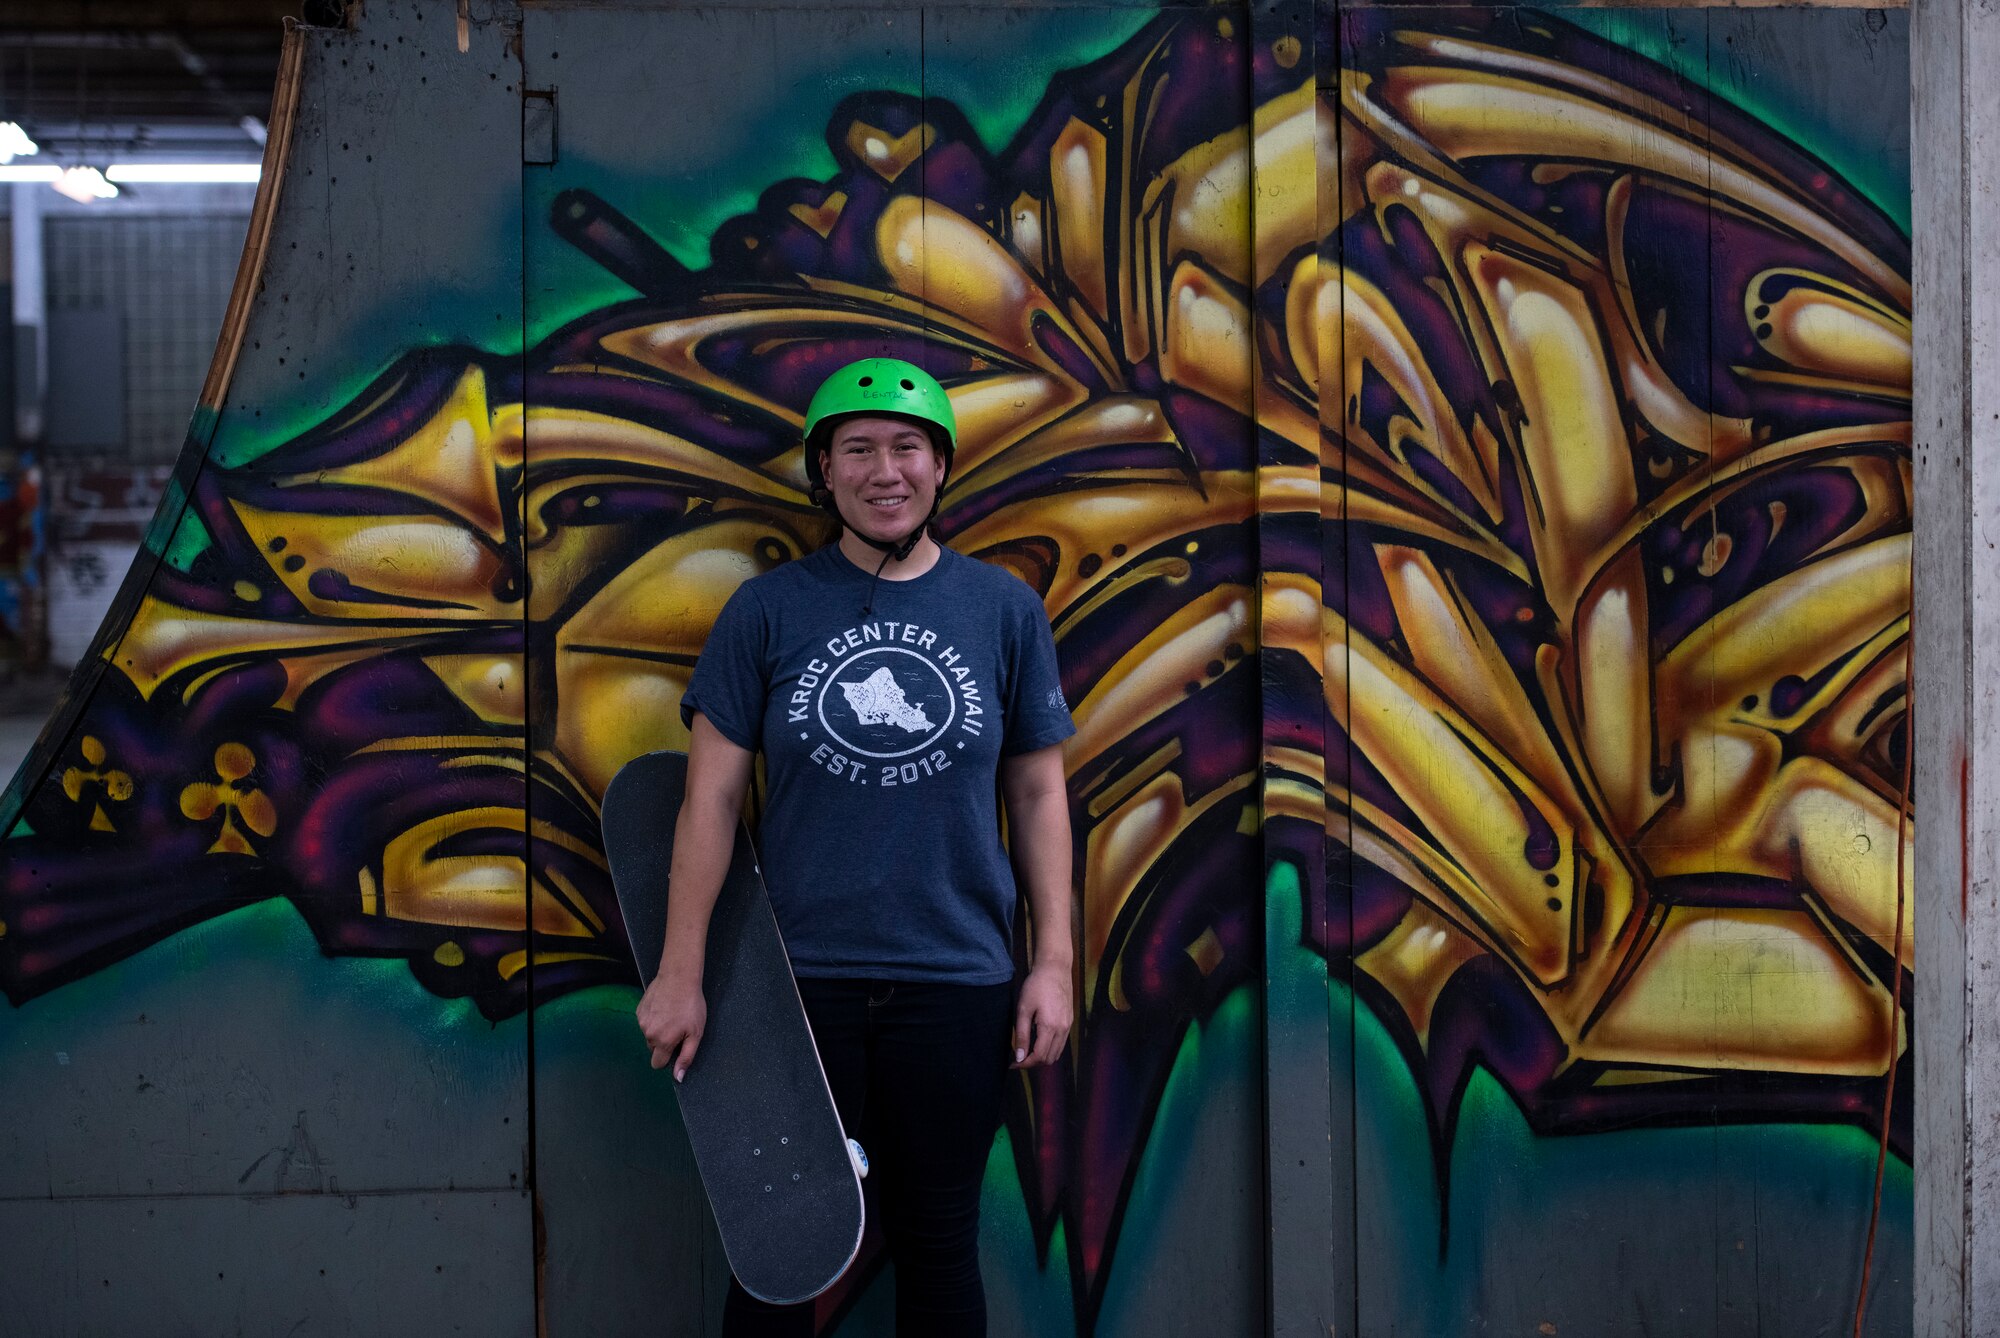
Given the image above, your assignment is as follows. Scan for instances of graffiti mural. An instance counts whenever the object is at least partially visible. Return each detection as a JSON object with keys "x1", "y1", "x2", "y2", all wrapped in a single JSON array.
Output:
[
  {"x1": 0, "y1": 5, "x2": 1909, "y2": 1333},
  {"x1": 1321, "y1": 11, "x2": 1912, "y2": 1173}
]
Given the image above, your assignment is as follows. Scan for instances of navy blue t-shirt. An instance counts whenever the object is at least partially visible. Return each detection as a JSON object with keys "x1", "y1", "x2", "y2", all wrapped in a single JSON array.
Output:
[{"x1": 679, "y1": 543, "x2": 1074, "y2": 984}]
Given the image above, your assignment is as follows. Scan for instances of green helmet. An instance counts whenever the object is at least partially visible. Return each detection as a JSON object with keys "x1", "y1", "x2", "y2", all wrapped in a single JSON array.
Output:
[{"x1": 801, "y1": 358, "x2": 957, "y2": 494}]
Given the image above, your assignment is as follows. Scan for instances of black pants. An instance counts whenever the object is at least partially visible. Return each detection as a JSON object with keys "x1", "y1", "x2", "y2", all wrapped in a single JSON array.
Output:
[{"x1": 722, "y1": 977, "x2": 1014, "y2": 1338}]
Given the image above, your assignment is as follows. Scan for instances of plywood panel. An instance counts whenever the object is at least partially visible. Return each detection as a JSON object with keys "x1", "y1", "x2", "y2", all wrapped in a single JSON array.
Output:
[
  {"x1": 0, "y1": 1190, "x2": 531, "y2": 1337},
  {"x1": 0, "y1": 0, "x2": 530, "y2": 1209},
  {"x1": 519, "y1": 8, "x2": 920, "y2": 1334},
  {"x1": 1333, "y1": 7, "x2": 1912, "y2": 1333}
]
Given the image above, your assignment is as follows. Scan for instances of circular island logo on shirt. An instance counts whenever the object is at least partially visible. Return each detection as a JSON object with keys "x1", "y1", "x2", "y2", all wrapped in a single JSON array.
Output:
[
  {"x1": 785, "y1": 618, "x2": 988, "y2": 787},
  {"x1": 819, "y1": 646, "x2": 956, "y2": 758}
]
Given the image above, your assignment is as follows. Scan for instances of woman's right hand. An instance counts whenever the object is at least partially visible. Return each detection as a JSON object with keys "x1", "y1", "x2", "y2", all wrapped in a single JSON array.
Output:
[{"x1": 636, "y1": 976, "x2": 707, "y2": 1081}]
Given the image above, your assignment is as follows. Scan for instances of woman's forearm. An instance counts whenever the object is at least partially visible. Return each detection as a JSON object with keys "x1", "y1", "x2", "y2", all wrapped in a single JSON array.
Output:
[
  {"x1": 658, "y1": 790, "x2": 742, "y2": 986},
  {"x1": 657, "y1": 714, "x2": 757, "y2": 988},
  {"x1": 1021, "y1": 805, "x2": 1075, "y2": 971},
  {"x1": 1004, "y1": 753, "x2": 1075, "y2": 972}
]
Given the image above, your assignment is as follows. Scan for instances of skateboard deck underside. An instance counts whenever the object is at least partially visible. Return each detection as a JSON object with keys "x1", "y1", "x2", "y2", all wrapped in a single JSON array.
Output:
[{"x1": 602, "y1": 750, "x2": 864, "y2": 1305}]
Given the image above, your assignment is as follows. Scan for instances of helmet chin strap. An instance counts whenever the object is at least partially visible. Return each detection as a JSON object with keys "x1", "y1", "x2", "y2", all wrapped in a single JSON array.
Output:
[
  {"x1": 835, "y1": 493, "x2": 938, "y2": 562},
  {"x1": 837, "y1": 495, "x2": 940, "y2": 616},
  {"x1": 827, "y1": 474, "x2": 946, "y2": 615}
]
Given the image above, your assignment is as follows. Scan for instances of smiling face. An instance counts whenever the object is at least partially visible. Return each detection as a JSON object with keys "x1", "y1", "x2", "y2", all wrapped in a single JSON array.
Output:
[{"x1": 819, "y1": 414, "x2": 948, "y2": 544}]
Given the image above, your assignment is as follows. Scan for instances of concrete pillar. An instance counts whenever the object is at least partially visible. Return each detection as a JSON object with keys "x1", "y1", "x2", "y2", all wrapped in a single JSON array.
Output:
[{"x1": 1914, "y1": 0, "x2": 2000, "y2": 1331}]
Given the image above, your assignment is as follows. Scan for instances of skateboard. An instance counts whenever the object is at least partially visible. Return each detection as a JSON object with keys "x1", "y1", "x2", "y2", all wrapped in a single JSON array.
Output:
[{"x1": 602, "y1": 749, "x2": 867, "y2": 1305}]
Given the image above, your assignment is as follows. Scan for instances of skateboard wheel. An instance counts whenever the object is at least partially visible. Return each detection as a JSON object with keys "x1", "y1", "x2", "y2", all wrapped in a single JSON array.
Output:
[{"x1": 847, "y1": 1138, "x2": 869, "y2": 1179}]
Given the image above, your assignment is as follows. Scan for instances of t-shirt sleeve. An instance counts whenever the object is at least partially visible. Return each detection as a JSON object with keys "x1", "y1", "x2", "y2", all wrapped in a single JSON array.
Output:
[
  {"x1": 679, "y1": 584, "x2": 769, "y2": 751},
  {"x1": 1001, "y1": 591, "x2": 1076, "y2": 756}
]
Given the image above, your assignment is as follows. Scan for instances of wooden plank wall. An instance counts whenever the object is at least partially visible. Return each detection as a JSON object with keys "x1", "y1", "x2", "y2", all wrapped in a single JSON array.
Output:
[{"x1": 0, "y1": 2, "x2": 1916, "y2": 1334}]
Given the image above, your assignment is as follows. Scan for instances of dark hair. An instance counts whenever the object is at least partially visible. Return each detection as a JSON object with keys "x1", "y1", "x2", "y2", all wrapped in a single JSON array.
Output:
[{"x1": 807, "y1": 507, "x2": 843, "y2": 550}]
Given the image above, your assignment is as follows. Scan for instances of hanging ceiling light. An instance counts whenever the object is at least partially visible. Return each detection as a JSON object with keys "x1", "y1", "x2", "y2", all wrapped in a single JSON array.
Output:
[
  {"x1": 51, "y1": 165, "x2": 117, "y2": 203},
  {"x1": 0, "y1": 121, "x2": 37, "y2": 164},
  {"x1": 106, "y1": 163, "x2": 260, "y2": 184},
  {"x1": 50, "y1": 26, "x2": 115, "y2": 204},
  {"x1": 0, "y1": 44, "x2": 34, "y2": 167}
]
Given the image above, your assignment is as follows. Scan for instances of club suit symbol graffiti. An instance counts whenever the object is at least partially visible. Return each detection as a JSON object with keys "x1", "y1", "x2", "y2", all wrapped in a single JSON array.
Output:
[
  {"x1": 180, "y1": 743, "x2": 277, "y2": 857},
  {"x1": 61, "y1": 736, "x2": 133, "y2": 833}
]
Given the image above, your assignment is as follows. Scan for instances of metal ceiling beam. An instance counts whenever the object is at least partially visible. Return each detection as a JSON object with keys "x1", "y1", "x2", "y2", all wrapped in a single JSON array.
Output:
[{"x1": 0, "y1": 1, "x2": 295, "y2": 28}]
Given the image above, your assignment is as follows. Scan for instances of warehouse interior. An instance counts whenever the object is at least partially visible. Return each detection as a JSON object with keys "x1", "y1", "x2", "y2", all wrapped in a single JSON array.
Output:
[{"x1": 0, "y1": 2, "x2": 296, "y2": 771}]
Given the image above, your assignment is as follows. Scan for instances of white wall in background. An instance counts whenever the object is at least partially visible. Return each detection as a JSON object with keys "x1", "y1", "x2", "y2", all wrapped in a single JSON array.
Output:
[{"x1": 45, "y1": 539, "x2": 132, "y2": 669}]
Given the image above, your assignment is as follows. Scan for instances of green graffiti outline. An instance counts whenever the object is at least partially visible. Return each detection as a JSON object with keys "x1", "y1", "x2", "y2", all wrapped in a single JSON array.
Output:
[{"x1": 1562, "y1": 8, "x2": 1911, "y2": 235}]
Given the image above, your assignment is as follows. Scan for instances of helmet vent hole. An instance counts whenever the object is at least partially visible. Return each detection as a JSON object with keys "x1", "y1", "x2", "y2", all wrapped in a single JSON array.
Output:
[
  {"x1": 900, "y1": 378, "x2": 915, "y2": 390},
  {"x1": 857, "y1": 376, "x2": 873, "y2": 387}
]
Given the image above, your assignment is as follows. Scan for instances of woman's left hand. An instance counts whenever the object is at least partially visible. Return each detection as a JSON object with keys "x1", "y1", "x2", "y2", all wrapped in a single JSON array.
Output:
[{"x1": 1011, "y1": 963, "x2": 1074, "y2": 1069}]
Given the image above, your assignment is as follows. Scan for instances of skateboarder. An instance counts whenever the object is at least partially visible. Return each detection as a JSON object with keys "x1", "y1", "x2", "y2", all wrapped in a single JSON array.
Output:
[{"x1": 635, "y1": 357, "x2": 1077, "y2": 1337}]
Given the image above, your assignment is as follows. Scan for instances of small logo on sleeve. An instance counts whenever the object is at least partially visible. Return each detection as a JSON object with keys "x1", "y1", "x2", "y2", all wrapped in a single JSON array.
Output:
[{"x1": 1046, "y1": 687, "x2": 1068, "y2": 711}]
